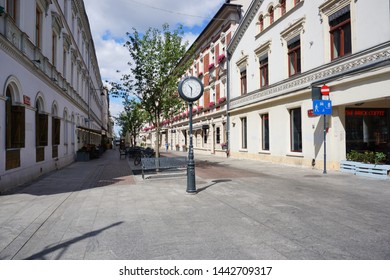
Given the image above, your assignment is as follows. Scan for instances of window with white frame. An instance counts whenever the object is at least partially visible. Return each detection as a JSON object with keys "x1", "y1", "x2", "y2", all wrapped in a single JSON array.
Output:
[
  {"x1": 280, "y1": 17, "x2": 305, "y2": 78},
  {"x1": 261, "y1": 114, "x2": 269, "y2": 151},
  {"x1": 241, "y1": 117, "x2": 247, "y2": 149},
  {"x1": 329, "y1": 5, "x2": 351, "y2": 60},
  {"x1": 290, "y1": 107, "x2": 302, "y2": 152}
]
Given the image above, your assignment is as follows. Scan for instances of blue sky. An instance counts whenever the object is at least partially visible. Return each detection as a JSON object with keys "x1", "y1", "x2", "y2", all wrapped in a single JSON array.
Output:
[{"x1": 83, "y1": 0, "x2": 225, "y2": 136}]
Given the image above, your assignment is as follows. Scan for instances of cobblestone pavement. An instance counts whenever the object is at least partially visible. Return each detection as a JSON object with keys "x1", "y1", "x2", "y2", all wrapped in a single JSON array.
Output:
[{"x1": 1, "y1": 149, "x2": 390, "y2": 260}]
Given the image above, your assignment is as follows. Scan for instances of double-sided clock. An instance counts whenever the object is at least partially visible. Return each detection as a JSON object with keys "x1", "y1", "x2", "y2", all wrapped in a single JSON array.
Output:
[{"x1": 178, "y1": 76, "x2": 204, "y2": 102}]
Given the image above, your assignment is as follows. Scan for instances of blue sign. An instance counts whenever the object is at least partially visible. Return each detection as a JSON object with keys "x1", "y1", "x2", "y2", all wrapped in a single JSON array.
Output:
[{"x1": 313, "y1": 100, "x2": 332, "y2": 115}]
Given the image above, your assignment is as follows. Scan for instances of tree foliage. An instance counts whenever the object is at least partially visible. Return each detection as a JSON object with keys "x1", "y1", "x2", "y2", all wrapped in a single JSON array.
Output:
[
  {"x1": 115, "y1": 98, "x2": 146, "y2": 146},
  {"x1": 109, "y1": 23, "x2": 194, "y2": 155}
]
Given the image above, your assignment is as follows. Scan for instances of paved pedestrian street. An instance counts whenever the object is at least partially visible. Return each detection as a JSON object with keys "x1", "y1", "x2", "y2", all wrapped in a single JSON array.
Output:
[{"x1": 0, "y1": 149, "x2": 390, "y2": 260}]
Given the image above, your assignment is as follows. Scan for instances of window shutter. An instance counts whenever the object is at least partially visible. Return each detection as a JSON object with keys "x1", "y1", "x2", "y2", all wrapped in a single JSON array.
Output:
[
  {"x1": 53, "y1": 117, "x2": 61, "y2": 145},
  {"x1": 39, "y1": 114, "x2": 48, "y2": 146},
  {"x1": 11, "y1": 106, "x2": 25, "y2": 148}
]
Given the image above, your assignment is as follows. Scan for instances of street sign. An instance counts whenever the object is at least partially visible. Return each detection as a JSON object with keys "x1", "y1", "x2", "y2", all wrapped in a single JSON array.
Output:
[
  {"x1": 313, "y1": 100, "x2": 332, "y2": 115},
  {"x1": 321, "y1": 84, "x2": 330, "y2": 95}
]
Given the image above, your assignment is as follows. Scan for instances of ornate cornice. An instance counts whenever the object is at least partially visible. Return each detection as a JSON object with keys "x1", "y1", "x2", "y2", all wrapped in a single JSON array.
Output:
[{"x1": 230, "y1": 43, "x2": 390, "y2": 110}]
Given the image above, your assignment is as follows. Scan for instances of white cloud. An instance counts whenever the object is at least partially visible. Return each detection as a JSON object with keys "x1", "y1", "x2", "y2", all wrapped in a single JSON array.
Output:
[
  {"x1": 84, "y1": 0, "x2": 225, "y2": 135},
  {"x1": 84, "y1": 0, "x2": 224, "y2": 37}
]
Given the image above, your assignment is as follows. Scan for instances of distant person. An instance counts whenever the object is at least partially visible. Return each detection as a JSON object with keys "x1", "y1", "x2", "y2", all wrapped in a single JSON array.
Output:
[{"x1": 165, "y1": 142, "x2": 169, "y2": 151}]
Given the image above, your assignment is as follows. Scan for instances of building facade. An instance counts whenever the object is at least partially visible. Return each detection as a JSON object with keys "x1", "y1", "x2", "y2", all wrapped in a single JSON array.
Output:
[
  {"x1": 148, "y1": 0, "x2": 251, "y2": 156},
  {"x1": 0, "y1": 0, "x2": 110, "y2": 192},
  {"x1": 226, "y1": 0, "x2": 390, "y2": 170}
]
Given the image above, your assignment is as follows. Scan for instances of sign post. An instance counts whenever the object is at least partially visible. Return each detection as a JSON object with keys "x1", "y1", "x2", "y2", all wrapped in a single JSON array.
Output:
[{"x1": 313, "y1": 84, "x2": 331, "y2": 174}]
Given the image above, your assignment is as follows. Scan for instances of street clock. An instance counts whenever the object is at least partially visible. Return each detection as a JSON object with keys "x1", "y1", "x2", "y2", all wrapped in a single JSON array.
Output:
[{"x1": 178, "y1": 76, "x2": 204, "y2": 102}]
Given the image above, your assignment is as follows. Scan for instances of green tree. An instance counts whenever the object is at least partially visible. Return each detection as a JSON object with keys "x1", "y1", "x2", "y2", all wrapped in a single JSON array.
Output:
[
  {"x1": 116, "y1": 98, "x2": 146, "y2": 147},
  {"x1": 109, "y1": 23, "x2": 193, "y2": 156}
]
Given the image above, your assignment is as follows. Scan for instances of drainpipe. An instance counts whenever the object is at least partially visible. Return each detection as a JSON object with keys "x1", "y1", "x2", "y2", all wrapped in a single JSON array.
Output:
[{"x1": 226, "y1": 50, "x2": 231, "y2": 157}]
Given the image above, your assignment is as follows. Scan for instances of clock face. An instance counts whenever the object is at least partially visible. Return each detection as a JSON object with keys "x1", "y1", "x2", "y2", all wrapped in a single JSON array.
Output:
[{"x1": 178, "y1": 76, "x2": 204, "y2": 102}]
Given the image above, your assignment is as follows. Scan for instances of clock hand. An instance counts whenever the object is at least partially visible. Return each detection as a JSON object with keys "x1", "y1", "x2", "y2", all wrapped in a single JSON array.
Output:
[{"x1": 188, "y1": 85, "x2": 193, "y2": 96}]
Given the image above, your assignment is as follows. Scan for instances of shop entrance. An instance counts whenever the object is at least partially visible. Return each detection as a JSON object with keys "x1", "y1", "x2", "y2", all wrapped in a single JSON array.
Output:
[{"x1": 345, "y1": 108, "x2": 390, "y2": 162}]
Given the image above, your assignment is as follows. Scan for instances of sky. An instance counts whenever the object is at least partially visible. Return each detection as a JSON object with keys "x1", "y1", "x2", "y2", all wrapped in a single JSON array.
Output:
[{"x1": 83, "y1": 0, "x2": 226, "y2": 137}]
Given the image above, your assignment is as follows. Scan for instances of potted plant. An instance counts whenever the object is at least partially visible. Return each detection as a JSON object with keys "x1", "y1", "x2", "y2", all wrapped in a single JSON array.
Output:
[
  {"x1": 182, "y1": 145, "x2": 187, "y2": 152},
  {"x1": 175, "y1": 144, "x2": 180, "y2": 151},
  {"x1": 217, "y1": 96, "x2": 226, "y2": 104},
  {"x1": 218, "y1": 54, "x2": 226, "y2": 63}
]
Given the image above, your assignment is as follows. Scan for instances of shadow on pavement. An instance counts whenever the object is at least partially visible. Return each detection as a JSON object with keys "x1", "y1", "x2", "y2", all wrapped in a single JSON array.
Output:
[
  {"x1": 197, "y1": 179, "x2": 232, "y2": 193},
  {"x1": 2, "y1": 150, "x2": 135, "y2": 197},
  {"x1": 25, "y1": 221, "x2": 123, "y2": 260}
]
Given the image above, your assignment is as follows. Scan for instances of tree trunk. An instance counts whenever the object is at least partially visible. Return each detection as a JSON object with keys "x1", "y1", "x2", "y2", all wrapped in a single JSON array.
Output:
[{"x1": 155, "y1": 121, "x2": 160, "y2": 158}]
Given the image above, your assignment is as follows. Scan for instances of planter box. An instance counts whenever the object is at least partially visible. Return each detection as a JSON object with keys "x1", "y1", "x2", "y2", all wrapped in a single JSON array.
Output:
[
  {"x1": 340, "y1": 160, "x2": 390, "y2": 179},
  {"x1": 76, "y1": 151, "x2": 90, "y2": 161}
]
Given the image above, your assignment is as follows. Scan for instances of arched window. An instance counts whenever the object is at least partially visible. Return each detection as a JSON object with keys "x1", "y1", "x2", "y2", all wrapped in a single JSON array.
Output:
[
  {"x1": 52, "y1": 103, "x2": 60, "y2": 158},
  {"x1": 269, "y1": 6, "x2": 274, "y2": 25},
  {"x1": 36, "y1": 97, "x2": 48, "y2": 162},
  {"x1": 280, "y1": 0, "x2": 286, "y2": 16},
  {"x1": 5, "y1": 85, "x2": 25, "y2": 169},
  {"x1": 259, "y1": 15, "x2": 264, "y2": 32}
]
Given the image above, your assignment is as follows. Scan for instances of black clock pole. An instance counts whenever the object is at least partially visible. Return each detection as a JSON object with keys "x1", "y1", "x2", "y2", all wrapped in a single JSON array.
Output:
[{"x1": 186, "y1": 101, "x2": 197, "y2": 194}]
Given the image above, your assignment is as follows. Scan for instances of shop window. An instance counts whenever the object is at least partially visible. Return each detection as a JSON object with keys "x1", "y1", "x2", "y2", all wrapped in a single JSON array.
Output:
[
  {"x1": 52, "y1": 117, "x2": 60, "y2": 158},
  {"x1": 261, "y1": 114, "x2": 270, "y2": 151},
  {"x1": 240, "y1": 69, "x2": 247, "y2": 95},
  {"x1": 241, "y1": 117, "x2": 247, "y2": 149},
  {"x1": 259, "y1": 55, "x2": 269, "y2": 88},
  {"x1": 329, "y1": 6, "x2": 351, "y2": 60},
  {"x1": 288, "y1": 37, "x2": 301, "y2": 77},
  {"x1": 290, "y1": 108, "x2": 302, "y2": 152},
  {"x1": 345, "y1": 108, "x2": 390, "y2": 155}
]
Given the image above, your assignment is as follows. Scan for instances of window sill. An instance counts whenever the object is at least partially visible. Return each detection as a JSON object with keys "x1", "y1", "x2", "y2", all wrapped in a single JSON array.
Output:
[
  {"x1": 258, "y1": 150, "x2": 270, "y2": 154},
  {"x1": 239, "y1": 149, "x2": 248, "y2": 153},
  {"x1": 286, "y1": 151, "x2": 303, "y2": 157}
]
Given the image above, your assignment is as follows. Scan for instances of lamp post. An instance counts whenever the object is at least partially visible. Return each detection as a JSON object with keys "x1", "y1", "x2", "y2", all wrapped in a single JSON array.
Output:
[{"x1": 187, "y1": 102, "x2": 196, "y2": 193}]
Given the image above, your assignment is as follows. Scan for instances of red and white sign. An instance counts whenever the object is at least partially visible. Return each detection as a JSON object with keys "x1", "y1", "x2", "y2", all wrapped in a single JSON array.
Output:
[
  {"x1": 321, "y1": 84, "x2": 330, "y2": 95},
  {"x1": 23, "y1": 95, "x2": 31, "y2": 106}
]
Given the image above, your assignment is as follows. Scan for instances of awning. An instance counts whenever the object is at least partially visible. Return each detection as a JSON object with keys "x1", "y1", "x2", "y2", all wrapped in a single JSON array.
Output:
[{"x1": 77, "y1": 126, "x2": 102, "y2": 136}]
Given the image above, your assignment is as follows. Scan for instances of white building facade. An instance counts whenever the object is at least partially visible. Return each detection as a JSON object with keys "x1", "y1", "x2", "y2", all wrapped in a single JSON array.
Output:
[
  {"x1": 227, "y1": 0, "x2": 390, "y2": 170},
  {"x1": 151, "y1": 0, "x2": 251, "y2": 156},
  {"x1": 0, "y1": 0, "x2": 109, "y2": 192}
]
